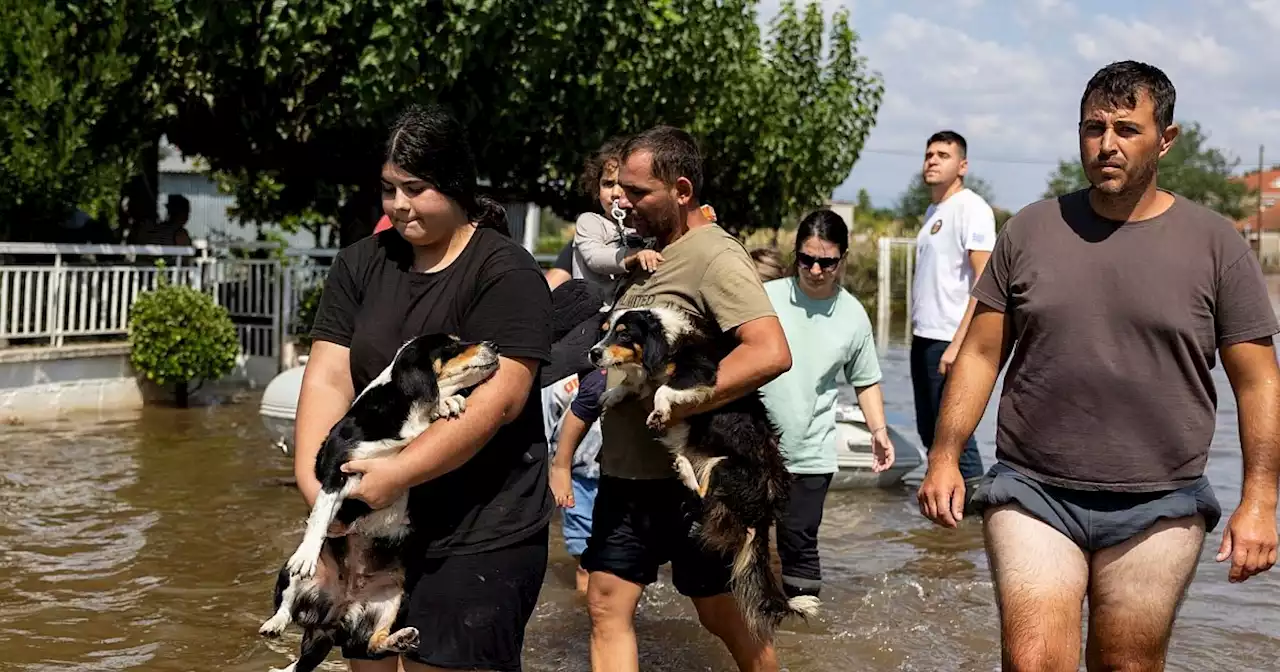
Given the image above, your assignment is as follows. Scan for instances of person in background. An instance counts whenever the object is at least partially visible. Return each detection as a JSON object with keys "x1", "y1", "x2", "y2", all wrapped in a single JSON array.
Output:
[
  {"x1": 909, "y1": 129, "x2": 995, "y2": 488},
  {"x1": 758, "y1": 210, "x2": 894, "y2": 601},
  {"x1": 750, "y1": 247, "x2": 788, "y2": 282},
  {"x1": 919, "y1": 60, "x2": 1280, "y2": 671},
  {"x1": 546, "y1": 240, "x2": 574, "y2": 290},
  {"x1": 548, "y1": 367, "x2": 606, "y2": 595},
  {"x1": 573, "y1": 136, "x2": 663, "y2": 289},
  {"x1": 299, "y1": 104, "x2": 553, "y2": 672},
  {"x1": 165, "y1": 195, "x2": 193, "y2": 246}
]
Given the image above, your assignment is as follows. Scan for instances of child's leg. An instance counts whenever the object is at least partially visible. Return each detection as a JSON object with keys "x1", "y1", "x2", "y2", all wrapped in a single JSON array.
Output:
[{"x1": 563, "y1": 474, "x2": 598, "y2": 594}]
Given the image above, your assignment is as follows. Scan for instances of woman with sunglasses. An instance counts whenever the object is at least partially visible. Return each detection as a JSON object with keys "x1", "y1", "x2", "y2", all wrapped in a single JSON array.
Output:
[{"x1": 757, "y1": 210, "x2": 895, "y2": 602}]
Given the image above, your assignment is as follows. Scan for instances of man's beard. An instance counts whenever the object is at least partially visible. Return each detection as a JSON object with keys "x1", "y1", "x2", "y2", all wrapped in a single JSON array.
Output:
[
  {"x1": 633, "y1": 199, "x2": 680, "y2": 243},
  {"x1": 1090, "y1": 151, "x2": 1159, "y2": 197}
]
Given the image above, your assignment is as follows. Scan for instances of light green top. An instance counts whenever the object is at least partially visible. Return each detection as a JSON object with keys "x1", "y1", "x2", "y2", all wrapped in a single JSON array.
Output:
[{"x1": 759, "y1": 277, "x2": 882, "y2": 474}]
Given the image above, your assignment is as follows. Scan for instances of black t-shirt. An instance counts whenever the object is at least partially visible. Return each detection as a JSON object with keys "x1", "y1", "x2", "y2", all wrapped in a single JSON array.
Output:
[
  {"x1": 553, "y1": 241, "x2": 574, "y2": 273},
  {"x1": 311, "y1": 227, "x2": 554, "y2": 556}
]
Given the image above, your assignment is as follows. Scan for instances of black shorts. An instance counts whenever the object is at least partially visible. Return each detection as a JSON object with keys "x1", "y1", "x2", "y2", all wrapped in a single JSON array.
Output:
[
  {"x1": 970, "y1": 463, "x2": 1222, "y2": 552},
  {"x1": 580, "y1": 476, "x2": 733, "y2": 598},
  {"x1": 344, "y1": 525, "x2": 549, "y2": 671}
]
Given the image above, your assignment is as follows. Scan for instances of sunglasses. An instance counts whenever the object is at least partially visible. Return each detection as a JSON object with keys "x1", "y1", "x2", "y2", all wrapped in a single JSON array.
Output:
[{"x1": 797, "y1": 252, "x2": 842, "y2": 271}]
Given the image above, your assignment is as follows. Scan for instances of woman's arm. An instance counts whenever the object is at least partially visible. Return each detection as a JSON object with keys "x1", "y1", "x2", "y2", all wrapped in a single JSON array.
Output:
[
  {"x1": 292, "y1": 340, "x2": 355, "y2": 507},
  {"x1": 343, "y1": 356, "x2": 540, "y2": 508},
  {"x1": 551, "y1": 411, "x2": 589, "y2": 508},
  {"x1": 854, "y1": 382, "x2": 895, "y2": 472}
]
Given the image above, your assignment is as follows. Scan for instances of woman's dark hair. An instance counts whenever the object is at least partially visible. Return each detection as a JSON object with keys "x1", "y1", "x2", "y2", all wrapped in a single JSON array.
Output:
[
  {"x1": 385, "y1": 104, "x2": 510, "y2": 236},
  {"x1": 794, "y1": 209, "x2": 850, "y2": 260},
  {"x1": 579, "y1": 135, "x2": 630, "y2": 201}
]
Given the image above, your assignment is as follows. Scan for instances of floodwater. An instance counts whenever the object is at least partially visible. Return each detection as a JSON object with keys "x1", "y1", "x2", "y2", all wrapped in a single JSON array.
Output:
[{"x1": 2, "y1": 349, "x2": 1278, "y2": 671}]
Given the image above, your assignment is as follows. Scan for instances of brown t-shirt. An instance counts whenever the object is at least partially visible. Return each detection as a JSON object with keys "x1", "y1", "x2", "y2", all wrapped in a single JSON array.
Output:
[
  {"x1": 600, "y1": 224, "x2": 776, "y2": 479},
  {"x1": 973, "y1": 190, "x2": 1279, "y2": 492}
]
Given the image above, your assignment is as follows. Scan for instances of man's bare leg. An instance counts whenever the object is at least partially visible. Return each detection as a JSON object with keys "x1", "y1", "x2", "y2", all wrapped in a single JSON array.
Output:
[
  {"x1": 587, "y1": 571, "x2": 645, "y2": 672},
  {"x1": 691, "y1": 593, "x2": 779, "y2": 672},
  {"x1": 350, "y1": 658, "x2": 401, "y2": 671},
  {"x1": 1085, "y1": 515, "x2": 1205, "y2": 672},
  {"x1": 984, "y1": 504, "x2": 1090, "y2": 672}
]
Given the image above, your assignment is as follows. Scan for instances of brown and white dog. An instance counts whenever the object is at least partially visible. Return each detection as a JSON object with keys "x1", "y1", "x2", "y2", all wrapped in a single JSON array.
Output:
[
  {"x1": 260, "y1": 333, "x2": 500, "y2": 672},
  {"x1": 589, "y1": 307, "x2": 818, "y2": 640}
]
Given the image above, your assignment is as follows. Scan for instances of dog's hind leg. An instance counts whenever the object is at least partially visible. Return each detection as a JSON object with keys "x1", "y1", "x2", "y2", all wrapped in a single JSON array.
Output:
[
  {"x1": 259, "y1": 569, "x2": 297, "y2": 637},
  {"x1": 365, "y1": 592, "x2": 419, "y2": 656},
  {"x1": 286, "y1": 479, "x2": 358, "y2": 578},
  {"x1": 674, "y1": 454, "x2": 700, "y2": 493}
]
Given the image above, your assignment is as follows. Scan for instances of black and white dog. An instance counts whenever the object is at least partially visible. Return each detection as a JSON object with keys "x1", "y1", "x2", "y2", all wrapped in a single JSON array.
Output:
[
  {"x1": 589, "y1": 307, "x2": 817, "y2": 641},
  {"x1": 259, "y1": 333, "x2": 500, "y2": 672}
]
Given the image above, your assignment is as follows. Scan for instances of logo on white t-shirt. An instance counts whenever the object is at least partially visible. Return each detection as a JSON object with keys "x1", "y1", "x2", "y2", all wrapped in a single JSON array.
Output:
[{"x1": 929, "y1": 219, "x2": 943, "y2": 235}]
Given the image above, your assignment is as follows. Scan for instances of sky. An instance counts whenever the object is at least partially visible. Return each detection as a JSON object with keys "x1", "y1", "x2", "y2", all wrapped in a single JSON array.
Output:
[{"x1": 755, "y1": 0, "x2": 1280, "y2": 212}]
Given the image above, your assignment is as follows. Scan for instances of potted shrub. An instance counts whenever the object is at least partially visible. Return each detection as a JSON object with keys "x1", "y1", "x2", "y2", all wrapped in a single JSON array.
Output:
[{"x1": 128, "y1": 280, "x2": 240, "y2": 407}]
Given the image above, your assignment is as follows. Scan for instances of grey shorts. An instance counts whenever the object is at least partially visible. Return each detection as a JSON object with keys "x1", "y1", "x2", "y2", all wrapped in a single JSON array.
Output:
[{"x1": 970, "y1": 463, "x2": 1222, "y2": 552}]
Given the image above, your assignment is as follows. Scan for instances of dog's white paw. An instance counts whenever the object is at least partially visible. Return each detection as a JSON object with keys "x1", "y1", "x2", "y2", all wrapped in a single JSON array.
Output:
[
  {"x1": 259, "y1": 612, "x2": 290, "y2": 637},
  {"x1": 384, "y1": 626, "x2": 420, "y2": 653},
  {"x1": 435, "y1": 394, "x2": 466, "y2": 419},
  {"x1": 285, "y1": 547, "x2": 318, "y2": 579},
  {"x1": 646, "y1": 405, "x2": 672, "y2": 431},
  {"x1": 269, "y1": 664, "x2": 297, "y2": 672}
]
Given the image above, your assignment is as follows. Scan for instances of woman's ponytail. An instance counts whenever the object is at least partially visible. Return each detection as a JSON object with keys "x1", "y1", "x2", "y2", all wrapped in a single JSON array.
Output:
[{"x1": 472, "y1": 195, "x2": 511, "y2": 237}]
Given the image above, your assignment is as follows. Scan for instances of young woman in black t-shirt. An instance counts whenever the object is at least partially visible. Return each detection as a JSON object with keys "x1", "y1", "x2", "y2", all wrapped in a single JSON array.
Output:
[{"x1": 296, "y1": 104, "x2": 553, "y2": 672}]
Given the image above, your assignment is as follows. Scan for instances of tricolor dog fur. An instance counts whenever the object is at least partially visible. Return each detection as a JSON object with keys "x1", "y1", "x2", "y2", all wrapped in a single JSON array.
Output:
[
  {"x1": 588, "y1": 307, "x2": 818, "y2": 640},
  {"x1": 259, "y1": 333, "x2": 500, "y2": 672}
]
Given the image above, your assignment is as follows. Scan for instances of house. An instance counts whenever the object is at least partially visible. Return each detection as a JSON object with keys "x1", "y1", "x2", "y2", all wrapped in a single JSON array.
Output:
[{"x1": 1231, "y1": 168, "x2": 1280, "y2": 267}]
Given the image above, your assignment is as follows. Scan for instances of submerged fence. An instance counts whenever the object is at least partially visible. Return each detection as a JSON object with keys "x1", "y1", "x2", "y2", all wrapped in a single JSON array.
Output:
[{"x1": 875, "y1": 237, "x2": 916, "y2": 354}]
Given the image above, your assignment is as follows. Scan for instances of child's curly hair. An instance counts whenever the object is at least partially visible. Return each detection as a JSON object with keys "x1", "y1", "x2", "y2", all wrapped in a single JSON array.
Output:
[{"x1": 578, "y1": 135, "x2": 631, "y2": 202}]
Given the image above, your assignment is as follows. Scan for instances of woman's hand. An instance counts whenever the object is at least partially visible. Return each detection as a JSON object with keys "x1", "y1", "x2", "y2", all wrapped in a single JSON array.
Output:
[
  {"x1": 550, "y1": 464, "x2": 575, "y2": 508},
  {"x1": 870, "y1": 427, "x2": 895, "y2": 473},
  {"x1": 341, "y1": 456, "x2": 411, "y2": 510}
]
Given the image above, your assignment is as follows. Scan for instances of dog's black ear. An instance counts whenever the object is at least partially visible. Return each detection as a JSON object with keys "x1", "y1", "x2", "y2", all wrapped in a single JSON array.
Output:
[
  {"x1": 641, "y1": 328, "x2": 669, "y2": 375},
  {"x1": 392, "y1": 340, "x2": 440, "y2": 404}
]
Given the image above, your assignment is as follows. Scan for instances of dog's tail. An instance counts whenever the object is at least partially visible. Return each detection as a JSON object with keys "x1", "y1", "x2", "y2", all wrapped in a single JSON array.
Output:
[{"x1": 729, "y1": 525, "x2": 820, "y2": 641}]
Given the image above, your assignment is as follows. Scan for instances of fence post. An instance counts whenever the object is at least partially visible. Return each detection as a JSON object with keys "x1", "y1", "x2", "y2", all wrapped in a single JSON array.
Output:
[
  {"x1": 876, "y1": 237, "x2": 890, "y2": 355},
  {"x1": 278, "y1": 259, "x2": 292, "y2": 372},
  {"x1": 50, "y1": 253, "x2": 65, "y2": 347}
]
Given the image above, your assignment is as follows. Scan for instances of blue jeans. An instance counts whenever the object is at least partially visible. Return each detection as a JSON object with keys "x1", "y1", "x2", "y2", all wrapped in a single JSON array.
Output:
[
  {"x1": 911, "y1": 336, "x2": 984, "y2": 481},
  {"x1": 561, "y1": 473, "x2": 597, "y2": 557}
]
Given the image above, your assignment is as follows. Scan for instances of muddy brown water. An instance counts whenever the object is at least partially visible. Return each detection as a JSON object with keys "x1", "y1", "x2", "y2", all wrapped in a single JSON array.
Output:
[{"x1": 2, "y1": 349, "x2": 1278, "y2": 671}]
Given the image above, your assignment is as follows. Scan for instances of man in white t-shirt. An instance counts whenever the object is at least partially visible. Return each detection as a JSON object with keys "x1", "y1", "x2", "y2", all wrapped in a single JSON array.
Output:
[{"x1": 910, "y1": 130, "x2": 995, "y2": 485}]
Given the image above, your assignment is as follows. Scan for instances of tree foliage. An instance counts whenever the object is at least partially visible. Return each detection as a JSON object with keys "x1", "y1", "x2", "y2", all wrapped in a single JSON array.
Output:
[
  {"x1": 1042, "y1": 121, "x2": 1249, "y2": 219},
  {"x1": 158, "y1": 0, "x2": 881, "y2": 239},
  {"x1": 0, "y1": 0, "x2": 169, "y2": 239}
]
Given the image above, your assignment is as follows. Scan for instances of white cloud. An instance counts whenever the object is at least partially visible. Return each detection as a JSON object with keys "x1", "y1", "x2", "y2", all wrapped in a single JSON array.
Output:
[
  {"x1": 1071, "y1": 16, "x2": 1237, "y2": 77},
  {"x1": 1247, "y1": 0, "x2": 1280, "y2": 30}
]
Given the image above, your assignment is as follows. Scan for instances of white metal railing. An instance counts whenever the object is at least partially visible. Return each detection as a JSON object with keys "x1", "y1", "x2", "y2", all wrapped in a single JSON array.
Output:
[
  {"x1": 876, "y1": 237, "x2": 917, "y2": 354},
  {"x1": 0, "y1": 241, "x2": 561, "y2": 370}
]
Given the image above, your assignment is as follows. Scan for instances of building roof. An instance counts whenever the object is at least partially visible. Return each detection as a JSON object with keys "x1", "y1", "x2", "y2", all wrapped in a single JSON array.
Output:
[
  {"x1": 1235, "y1": 206, "x2": 1280, "y2": 232},
  {"x1": 1233, "y1": 169, "x2": 1280, "y2": 195}
]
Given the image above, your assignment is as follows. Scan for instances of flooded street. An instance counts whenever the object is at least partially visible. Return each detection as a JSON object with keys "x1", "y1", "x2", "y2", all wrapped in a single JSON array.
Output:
[{"x1": 2, "y1": 348, "x2": 1278, "y2": 671}]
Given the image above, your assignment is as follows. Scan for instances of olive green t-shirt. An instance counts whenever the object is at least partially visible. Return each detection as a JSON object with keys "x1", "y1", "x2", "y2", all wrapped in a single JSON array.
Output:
[{"x1": 600, "y1": 224, "x2": 776, "y2": 479}]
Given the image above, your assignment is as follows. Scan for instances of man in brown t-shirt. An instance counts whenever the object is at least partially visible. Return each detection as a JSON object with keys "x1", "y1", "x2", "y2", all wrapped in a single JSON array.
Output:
[
  {"x1": 581, "y1": 126, "x2": 792, "y2": 672},
  {"x1": 918, "y1": 60, "x2": 1280, "y2": 671}
]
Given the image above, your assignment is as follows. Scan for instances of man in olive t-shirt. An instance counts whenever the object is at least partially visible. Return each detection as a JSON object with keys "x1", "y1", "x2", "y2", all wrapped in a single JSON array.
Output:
[
  {"x1": 581, "y1": 127, "x2": 792, "y2": 672},
  {"x1": 918, "y1": 61, "x2": 1280, "y2": 671}
]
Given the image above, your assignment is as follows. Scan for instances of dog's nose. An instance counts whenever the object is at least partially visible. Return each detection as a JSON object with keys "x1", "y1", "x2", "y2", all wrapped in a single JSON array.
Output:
[
  {"x1": 588, "y1": 346, "x2": 603, "y2": 366},
  {"x1": 482, "y1": 340, "x2": 496, "y2": 350}
]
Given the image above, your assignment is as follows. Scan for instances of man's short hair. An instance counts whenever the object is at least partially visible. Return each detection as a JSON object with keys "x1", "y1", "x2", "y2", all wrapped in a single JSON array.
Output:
[
  {"x1": 926, "y1": 130, "x2": 967, "y2": 158},
  {"x1": 621, "y1": 126, "x2": 703, "y2": 198},
  {"x1": 1080, "y1": 60, "x2": 1176, "y2": 130}
]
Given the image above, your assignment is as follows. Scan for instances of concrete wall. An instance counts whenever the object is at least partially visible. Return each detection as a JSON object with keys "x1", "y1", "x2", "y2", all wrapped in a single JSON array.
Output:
[{"x1": 0, "y1": 343, "x2": 280, "y2": 423}]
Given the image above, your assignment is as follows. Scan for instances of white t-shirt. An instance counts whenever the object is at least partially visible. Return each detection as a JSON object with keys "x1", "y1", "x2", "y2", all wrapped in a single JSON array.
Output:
[{"x1": 911, "y1": 187, "x2": 996, "y2": 341}]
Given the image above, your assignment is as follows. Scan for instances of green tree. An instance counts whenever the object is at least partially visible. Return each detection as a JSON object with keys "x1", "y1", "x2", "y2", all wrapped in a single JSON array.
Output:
[
  {"x1": 1042, "y1": 121, "x2": 1248, "y2": 219},
  {"x1": 0, "y1": 0, "x2": 169, "y2": 239},
  {"x1": 158, "y1": 0, "x2": 881, "y2": 240},
  {"x1": 896, "y1": 174, "x2": 999, "y2": 232}
]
